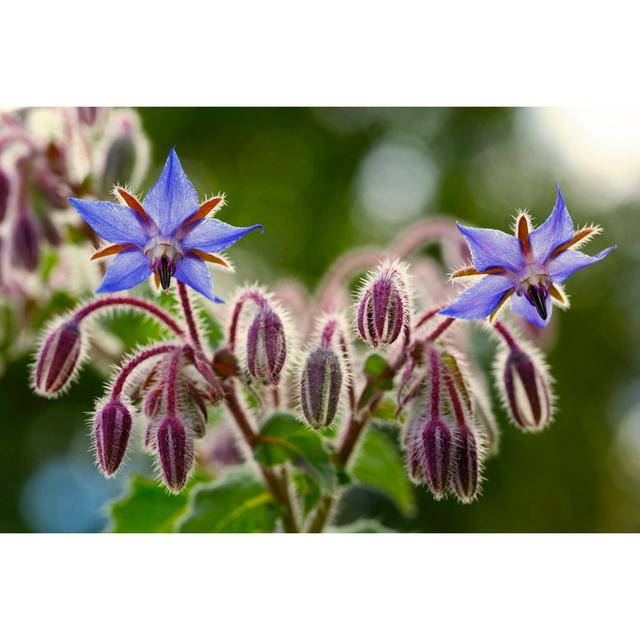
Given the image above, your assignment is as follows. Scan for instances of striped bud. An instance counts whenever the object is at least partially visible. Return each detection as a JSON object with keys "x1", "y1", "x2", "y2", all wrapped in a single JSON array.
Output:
[
  {"x1": 144, "y1": 384, "x2": 165, "y2": 420},
  {"x1": 94, "y1": 399, "x2": 132, "y2": 476},
  {"x1": 33, "y1": 319, "x2": 84, "y2": 397},
  {"x1": 451, "y1": 425, "x2": 479, "y2": 503},
  {"x1": 157, "y1": 416, "x2": 193, "y2": 493},
  {"x1": 356, "y1": 261, "x2": 410, "y2": 348},
  {"x1": 421, "y1": 418, "x2": 452, "y2": 499},
  {"x1": 246, "y1": 307, "x2": 287, "y2": 385},
  {"x1": 0, "y1": 169, "x2": 9, "y2": 224},
  {"x1": 100, "y1": 134, "x2": 136, "y2": 194},
  {"x1": 498, "y1": 347, "x2": 553, "y2": 432},
  {"x1": 300, "y1": 347, "x2": 343, "y2": 428},
  {"x1": 11, "y1": 214, "x2": 40, "y2": 272}
]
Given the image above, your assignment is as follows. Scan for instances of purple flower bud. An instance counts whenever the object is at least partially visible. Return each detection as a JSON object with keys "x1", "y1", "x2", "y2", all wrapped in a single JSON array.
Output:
[
  {"x1": 356, "y1": 262, "x2": 410, "y2": 348},
  {"x1": 100, "y1": 134, "x2": 137, "y2": 194},
  {"x1": 33, "y1": 319, "x2": 84, "y2": 397},
  {"x1": 144, "y1": 384, "x2": 165, "y2": 420},
  {"x1": 451, "y1": 425, "x2": 480, "y2": 503},
  {"x1": 0, "y1": 169, "x2": 9, "y2": 224},
  {"x1": 246, "y1": 307, "x2": 287, "y2": 385},
  {"x1": 498, "y1": 347, "x2": 553, "y2": 432},
  {"x1": 421, "y1": 418, "x2": 452, "y2": 499},
  {"x1": 157, "y1": 416, "x2": 193, "y2": 493},
  {"x1": 94, "y1": 399, "x2": 132, "y2": 476},
  {"x1": 11, "y1": 214, "x2": 40, "y2": 272},
  {"x1": 300, "y1": 347, "x2": 343, "y2": 428}
]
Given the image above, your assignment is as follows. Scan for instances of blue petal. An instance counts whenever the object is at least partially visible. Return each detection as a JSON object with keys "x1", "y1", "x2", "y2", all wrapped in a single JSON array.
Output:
[
  {"x1": 143, "y1": 149, "x2": 199, "y2": 235},
  {"x1": 439, "y1": 275, "x2": 514, "y2": 320},
  {"x1": 510, "y1": 291, "x2": 552, "y2": 328},
  {"x1": 175, "y1": 254, "x2": 223, "y2": 303},
  {"x1": 529, "y1": 184, "x2": 575, "y2": 263},
  {"x1": 548, "y1": 246, "x2": 616, "y2": 284},
  {"x1": 96, "y1": 248, "x2": 150, "y2": 293},
  {"x1": 457, "y1": 224, "x2": 523, "y2": 272},
  {"x1": 181, "y1": 219, "x2": 263, "y2": 253},
  {"x1": 69, "y1": 198, "x2": 148, "y2": 247}
]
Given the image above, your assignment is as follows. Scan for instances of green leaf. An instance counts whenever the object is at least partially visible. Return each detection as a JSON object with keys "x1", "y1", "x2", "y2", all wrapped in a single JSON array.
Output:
[
  {"x1": 329, "y1": 519, "x2": 395, "y2": 533},
  {"x1": 358, "y1": 354, "x2": 395, "y2": 410},
  {"x1": 351, "y1": 426, "x2": 416, "y2": 517},
  {"x1": 108, "y1": 474, "x2": 202, "y2": 533},
  {"x1": 292, "y1": 470, "x2": 322, "y2": 518},
  {"x1": 177, "y1": 466, "x2": 278, "y2": 533},
  {"x1": 254, "y1": 412, "x2": 335, "y2": 493}
]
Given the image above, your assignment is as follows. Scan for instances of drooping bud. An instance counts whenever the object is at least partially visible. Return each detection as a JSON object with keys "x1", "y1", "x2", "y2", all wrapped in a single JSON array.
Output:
[
  {"x1": 0, "y1": 169, "x2": 9, "y2": 224},
  {"x1": 94, "y1": 398, "x2": 132, "y2": 476},
  {"x1": 11, "y1": 214, "x2": 40, "y2": 272},
  {"x1": 300, "y1": 347, "x2": 343, "y2": 428},
  {"x1": 356, "y1": 261, "x2": 410, "y2": 348},
  {"x1": 246, "y1": 307, "x2": 287, "y2": 385},
  {"x1": 157, "y1": 416, "x2": 193, "y2": 492},
  {"x1": 100, "y1": 133, "x2": 137, "y2": 194},
  {"x1": 33, "y1": 319, "x2": 84, "y2": 397},
  {"x1": 496, "y1": 345, "x2": 553, "y2": 432},
  {"x1": 451, "y1": 425, "x2": 480, "y2": 503},
  {"x1": 144, "y1": 384, "x2": 165, "y2": 420},
  {"x1": 421, "y1": 418, "x2": 452, "y2": 499}
]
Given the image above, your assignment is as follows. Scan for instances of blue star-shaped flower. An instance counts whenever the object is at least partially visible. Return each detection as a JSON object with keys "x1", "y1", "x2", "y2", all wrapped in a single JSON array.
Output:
[
  {"x1": 69, "y1": 149, "x2": 262, "y2": 302},
  {"x1": 439, "y1": 185, "x2": 616, "y2": 327}
]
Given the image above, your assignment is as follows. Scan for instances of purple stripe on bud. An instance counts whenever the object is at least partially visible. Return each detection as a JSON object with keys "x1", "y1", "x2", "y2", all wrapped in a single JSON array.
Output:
[
  {"x1": 451, "y1": 425, "x2": 479, "y2": 502},
  {"x1": 94, "y1": 399, "x2": 132, "y2": 476},
  {"x1": 246, "y1": 308, "x2": 287, "y2": 385},
  {"x1": 356, "y1": 264, "x2": 409, "y2": 348},
  {"x1": 157, "y1": 416, "x2": 193, "y2": 492},
  {"x1": 300, "y1": 347, "x2": 343, "y2": 428},
  {"x1": 0, "y1": 169, "x2": 9, "y2": 224},
  {"x1": 11, "y1": 214, "x2": 40, "y2": 272},
  {"x1": 34, "y1": 320, "x2": 83, "y2": 397},
  {"x1": 502, "y1": 348, "x2": 552, "y2": 431},
  {"x1": 421, "y1": 418, "x2": 452, "y2": 499}
]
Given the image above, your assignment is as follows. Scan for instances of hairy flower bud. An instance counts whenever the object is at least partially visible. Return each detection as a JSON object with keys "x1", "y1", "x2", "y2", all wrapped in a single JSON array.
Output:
[
  {"x1": 421, "y1": 418, "x2": 452, "y2": 499},
  {"x1": 497, "y1": 346, "x2": 553, "y2": 432},
  {"x1": 157, "y1": 416, "x2": 193, "y2": 492},
  {"x1": 11, "y1": 214, "x2": 40, "y2": 272},
  {"x1": 33, "y1": 319, "x2": 84, "y2": 397},
  {"x1": 144, "y1": 384, "x2": 165, "y2": 420},
  {"x1": 100, "y1": 135, "x2": 137, "y2": 194},
  {"x1": 300, "y1": 347, "x2": 343, "y2": 428},
  {"x1": 246, "y1": 307, "x2": 287, "y2": 385},
  {"x1": 356, "y1": 261, "x2": 410, "y2": 348},
  {"x1": 451, "y1": 425, "x2": 480, "y2": 503},
  {"x1": 0, "y1": 169, "x2": 9, "y2": 224},
  {"x1": 94, "y1": 399, "x2": 132, "y2": 476}
]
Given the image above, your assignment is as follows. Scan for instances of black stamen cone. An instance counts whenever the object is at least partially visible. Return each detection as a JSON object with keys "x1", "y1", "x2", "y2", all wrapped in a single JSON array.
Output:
[
  {"x1": 158, "y1": 256, "x2": 173, "y2": 290},
  {"x1": 528, "y1": 285, "x2": 547, "y2": 320}
]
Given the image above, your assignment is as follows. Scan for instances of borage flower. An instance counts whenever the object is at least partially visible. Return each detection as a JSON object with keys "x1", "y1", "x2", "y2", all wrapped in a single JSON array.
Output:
[
  {"x1": 439, "y1": 185, "x2": 616, "y2": 327},
  {"x1": 70, "y1": 149, "x2": 262, "y2": 301}
]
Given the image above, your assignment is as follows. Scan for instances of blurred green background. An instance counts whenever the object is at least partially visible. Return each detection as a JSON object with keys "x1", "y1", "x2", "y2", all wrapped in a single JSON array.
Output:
[{"x1": 1, "y1": 107, "x2": 637, "y2": 532}]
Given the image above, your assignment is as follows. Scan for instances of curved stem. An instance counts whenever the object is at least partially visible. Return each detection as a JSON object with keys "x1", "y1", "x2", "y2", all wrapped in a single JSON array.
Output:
[
  {"x1": 426, "y1": 317, "x2": 455, "y2": 342},
  {"x1": 492, "y1": 320, "x2": 518, "y2": 350},
  {"x1": 165, "y1": 345, "x2": 185, "y2": 417},
  {"x1": 222, "y1": 378, "x2": 298, "y2": 533},
  {"x1": 307, "y1": 343, "x2": 409, "y2": 533},
  {"x1": 227, "y1": 289, "x2": 269, "y2": 352},
  {"x1": 73, "y1": 296, "x2": 186, "y2": 338},
  {"x1": 111, "y1": 343, "x2": 177, "y2": 400},
  {"x1": 414, "y1": 305, "x2": 446, "y2": 330},
  {"x1": 177, "y1": 282, "x2": 204, "y2": 353}
]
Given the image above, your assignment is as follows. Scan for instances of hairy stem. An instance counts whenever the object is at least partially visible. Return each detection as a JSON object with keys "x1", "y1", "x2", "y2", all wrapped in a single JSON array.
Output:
[
  {"x1": 111, "y1": 343, "x2": 178, "y2": 400},
  {"x1": 73, "y1": 296, "x2": 186, "y2": 338},
  {"x1": 426, "y1": 317, "x2": 455, "y2": 342},
  {"x1": 307, "y1": 345, "x2": 408, "y2": 533},
  {"x1": 492, "y1": 320, "x2": 518, "y2": 350},
  {"x1": 177, "y1": 282, "x2": 204, "y2": 353},
  {"x1": 223, "y1": 378, "x2": 298, "y2": 533}
]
